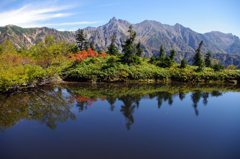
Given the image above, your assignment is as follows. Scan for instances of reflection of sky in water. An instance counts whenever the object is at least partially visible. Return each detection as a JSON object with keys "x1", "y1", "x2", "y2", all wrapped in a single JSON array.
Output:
[{"x1": 0, "y1": 84, "x2": 240, "y2": 159}]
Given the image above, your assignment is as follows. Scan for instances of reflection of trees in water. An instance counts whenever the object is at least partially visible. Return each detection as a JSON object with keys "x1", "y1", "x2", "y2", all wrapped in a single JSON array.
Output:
[
  {"x1": 107, "y1": 97, "x2": 116, "y2": 111},
  {"x1": 191, "y1": 91, "x2": 202, "y2": 116},
  {"x1": 0, "y1": 86, "x2": 76, "y2": 132},
  {"x1": 119, "y1": 95, "x2": 141, "y2": 130},
  {"x1": 149, "y1": 92, "x2": 174, "y2": 109},
  {"x1": 28, "y1": 88, "x2": 76, "y2": 130},
  {"x1": 211, "y1": 91, "x2": 222, "y2": 97},
  {"x1": 0, "y1": 93, "x2": 30, "y2": 132},
  {"x1": 202, "y1": 93, "x2": 209, "y2": 105},
  {"x1": 1, "y1": 82, "x2": 226, "y2": 132},
  {"x1": 70, "y1": 93, "x2": 99, "y2": 113},
  {"x1": 190, "y1": 91, "x2": 222, "y2": 116},
  {"x1": 76, "y1": 101, "x2": 88, "y2": 112},
  {"x1": 179, "y1": 92, "x2": 185, "y2": 100}
]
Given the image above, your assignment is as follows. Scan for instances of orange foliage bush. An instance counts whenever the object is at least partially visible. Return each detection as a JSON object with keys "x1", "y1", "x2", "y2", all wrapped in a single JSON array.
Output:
[
  {"x1": 1, "y1": 53, "x2": 33, "y2": 66},
  {"x1": 69, "y1": 48, "x2": 108, "y2": 62},
  {"x1": 99, "y1": 52, "x2": 108, "y2": 58}
]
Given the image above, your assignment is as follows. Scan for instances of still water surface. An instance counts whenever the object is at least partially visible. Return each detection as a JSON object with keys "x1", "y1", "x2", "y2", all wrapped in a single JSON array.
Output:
[{"x1": 0, "y1": 83, "x2": 240, "y2": 159}]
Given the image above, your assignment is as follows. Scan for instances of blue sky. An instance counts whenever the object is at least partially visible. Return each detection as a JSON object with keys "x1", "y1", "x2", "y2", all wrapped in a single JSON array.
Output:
[{"x1": 0, "y1": 0, "x2": 239, "y2": 37}]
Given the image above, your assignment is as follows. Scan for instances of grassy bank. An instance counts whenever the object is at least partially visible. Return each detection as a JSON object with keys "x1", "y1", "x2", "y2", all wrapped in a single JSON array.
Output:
[{"x1": 63, "y1": 55, "x2": 240, "y2": 83}]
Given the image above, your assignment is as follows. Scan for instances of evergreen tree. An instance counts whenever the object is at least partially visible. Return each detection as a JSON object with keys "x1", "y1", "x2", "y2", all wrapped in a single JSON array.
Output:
[
  {"x1": 76, "y1": 29, "x2": 87, "y2": 51},
  {"x1": 158, "y1": 45, "x2": 165, "y2": 60},
  {"x1": 97, "y1": 50, "x2": 102, "y2": 54},
  {"x1": 136, "y1": 41, "x2": 143, "y2": 57},
  {"x1": 108, "y1": 35, "x2": 118, "y2": 55},
  {"x1": 90, "y1": 41, "x2": 96, "y2": 51},
  {"x1": 68, "y1": 43, "x2": 79, "y2": 54},
  {"x1": 157, "y1": 56, "x2": 174, "y2": 68},
  {"x1": 205, "y1": 51, "x2": 212, "y2": 67},
  {"x1": 121, "y1": 25, "x2": 137, "y2": 65},
  {"x1": 84, "y1": 41, "x2": 89, "y2": 51},
  {"x1": 169, "y1": 49, "x2": 176, "y2": 61},
  {"x1": 193, "y1": 40, "x2": 204, "y2": 71},
  {"x1": 149, "y1": 56, "x2": 157, "y2": 64},
  {"x1": 180, "y1": 58, "x2": 188, "y2": 68}
]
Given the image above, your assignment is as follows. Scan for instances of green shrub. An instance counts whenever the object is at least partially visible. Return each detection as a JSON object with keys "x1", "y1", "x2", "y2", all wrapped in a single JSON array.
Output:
[
  {"x1": 212, "y1": 64, "x2": 225, "y2": 71},
  {"x1": 157, "y1": 57, "x2": 174, "y2": 68},
  {"x1": 149, "y1": 56, "x2": 157, "y2": 64}
]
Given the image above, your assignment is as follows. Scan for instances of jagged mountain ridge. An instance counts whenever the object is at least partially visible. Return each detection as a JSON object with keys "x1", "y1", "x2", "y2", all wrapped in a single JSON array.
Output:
[{"x1": 84, "y1": 17, "x2": 240, "y2": 57}]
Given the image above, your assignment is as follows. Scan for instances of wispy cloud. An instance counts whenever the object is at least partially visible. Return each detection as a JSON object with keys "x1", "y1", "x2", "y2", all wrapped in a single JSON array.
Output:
[{"x1": 0, "y1": 1, "x2": 102, "y2": 28}]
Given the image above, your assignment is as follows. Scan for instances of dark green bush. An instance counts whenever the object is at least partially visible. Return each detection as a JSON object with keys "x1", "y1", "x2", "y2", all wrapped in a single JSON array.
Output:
[
  {"x1": 212, "y1": 64, "x2": 225, "y2": 71},
  {"x1": 149, "y1": 56, "x2": 157, "y2": 64},
  {"x1": 106, "y1": 56, "x2": 118, "y2": 67},
  {"x1": 157, "y1": 57, "x2": 174, "y2": 68}
]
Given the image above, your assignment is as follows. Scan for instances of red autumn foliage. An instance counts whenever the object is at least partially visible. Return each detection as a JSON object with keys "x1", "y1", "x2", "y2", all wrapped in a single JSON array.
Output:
[
  {"x1": 88, "y1": 103, "x2": 93, "y2": 107},
  {"x1": 71, "y1": 94, "x2": 108, "y2": 107},
  {"x1": 69, "y1": 48, "x2": 108, "y2": 62},
  {"x1": 89, "y1": 98, "x2": 98, "y2": 102},
  {"x1": 100, "y1": 97, "x2": 106, "y2": 101},
  {"x1": 71, "y1": 95, "x2": 89, "y2": 103}
]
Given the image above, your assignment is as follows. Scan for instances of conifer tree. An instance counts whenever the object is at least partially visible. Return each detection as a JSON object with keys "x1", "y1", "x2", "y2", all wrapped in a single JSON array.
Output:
[
  {"x1": 121, "y1": 25, "x2": 137, "y2": 65},
  {"x1": 169, "y1": 49, "x2": 176, "y2": 61},
  {"x1": 158, "y1": 45, "x2": 165, "y2": 60},
  {"x1": 205, "y1": 51, "x2": 212, "y2": 67},
  {"x1": 84, "y1": 41, "x2": 89, "y2": 51},
  {"x1": 76, "y1": 29, "x2": 87, "y2": 51},
  {"x1": 193, "y1": 40, "x2": 204, "y2": 71},
  {"x1": 68, "y1": 43, "x2": 79, "y2": 54},
  {"x1": 108, "y1": 35, "x2": 118, "y2": 55},
  {"x1": 180, "y1": 58, "x2": 188, "y2": 68},
  {"x1": 136, "y1": 41, "x2": 143, "y2": 57},
  {"x1": 90, "y1": 41, "x2": 96, "y2": 51}
]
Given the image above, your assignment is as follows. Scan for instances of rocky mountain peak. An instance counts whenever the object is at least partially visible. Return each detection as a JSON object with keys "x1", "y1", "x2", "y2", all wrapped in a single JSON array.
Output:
[{"x1": 108, "y1": 17, "x2": 118, "y2": 23}]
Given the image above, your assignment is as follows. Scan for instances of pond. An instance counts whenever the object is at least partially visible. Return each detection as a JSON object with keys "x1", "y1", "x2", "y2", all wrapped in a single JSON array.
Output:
[{"x1": 0, "y1": 82, "x2": 240, "y2": 159}]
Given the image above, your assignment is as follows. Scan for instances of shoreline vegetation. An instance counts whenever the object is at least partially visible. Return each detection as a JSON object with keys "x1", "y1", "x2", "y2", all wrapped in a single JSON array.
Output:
[{"x1": 0, "y1": 26, "x2": 240, "y2": 93}]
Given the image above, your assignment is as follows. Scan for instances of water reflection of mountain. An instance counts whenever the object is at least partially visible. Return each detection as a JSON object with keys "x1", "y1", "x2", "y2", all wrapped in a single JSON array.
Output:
[{"x1": 0, "y1": 83, "x2": 238, "y2": 132}]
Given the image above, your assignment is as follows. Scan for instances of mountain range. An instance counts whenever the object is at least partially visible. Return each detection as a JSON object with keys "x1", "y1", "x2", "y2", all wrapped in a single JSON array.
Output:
[
  {"x1": 84, "y1": 17, "x2": 240, "y2": 56},
  {"x1": 0, "y1": 17, "x2": 240, "y2": 66}
]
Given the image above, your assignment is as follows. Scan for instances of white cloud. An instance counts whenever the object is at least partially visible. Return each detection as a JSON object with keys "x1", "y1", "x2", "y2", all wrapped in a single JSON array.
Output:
[
  {"x1": 0, "y1": 2, "x2": 101, "y2": 28},
  {"x1": 0, "y1": 3, "x2": 72, "y2": 27}
]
